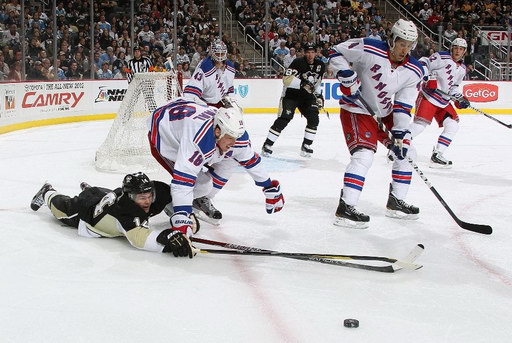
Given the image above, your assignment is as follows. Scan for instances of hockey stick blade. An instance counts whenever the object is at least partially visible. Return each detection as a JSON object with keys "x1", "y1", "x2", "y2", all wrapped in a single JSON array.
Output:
[
  {"x1": 390, "y1": 244, "x2": 424, "y2": 271},
  {"x1": 430, "y1": 187, "x2": 493, "y2": 235},
  {"x1": 356, "y1": 95, "x2": 493, "y2": 235},
  {"x1": 193, "y1": 238, "x2": 423, "y2": 272}
]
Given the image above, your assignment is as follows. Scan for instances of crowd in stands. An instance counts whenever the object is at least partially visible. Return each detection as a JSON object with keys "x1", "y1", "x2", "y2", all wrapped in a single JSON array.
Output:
[
  {"x1": 0, "y1": 0, "x2": 261, "y2": 82},
  {"x1": 0, "y1": 0, "x2": 509, "y2": 82}
]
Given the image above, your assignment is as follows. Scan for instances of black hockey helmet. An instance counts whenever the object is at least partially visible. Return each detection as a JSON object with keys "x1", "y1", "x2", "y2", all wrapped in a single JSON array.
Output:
[{"x1": 122, "y1": 172, "x2": 154, "y2": 200}]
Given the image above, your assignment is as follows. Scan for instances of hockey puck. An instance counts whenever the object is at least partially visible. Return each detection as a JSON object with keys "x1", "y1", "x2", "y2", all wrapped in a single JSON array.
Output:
[{"x1": 344, "y1": 319, "x2": 359, "y2": 328}]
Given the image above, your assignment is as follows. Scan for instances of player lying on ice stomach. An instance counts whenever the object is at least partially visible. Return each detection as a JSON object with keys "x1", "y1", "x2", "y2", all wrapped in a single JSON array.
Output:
[
  {"x1": 147, "y1": 97, "x2": 285, "y2": 230},
  {"x1": 30, "y1": 172, "x2": 196, "y2": 258},
  {"x1": 329, "y1": 19, "x2": 425, "y2": 229}
]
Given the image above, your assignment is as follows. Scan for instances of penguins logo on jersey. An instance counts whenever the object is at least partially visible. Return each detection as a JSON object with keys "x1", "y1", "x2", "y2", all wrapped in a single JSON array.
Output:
[{"x1": 303, "y1": 71, "x2": 321, "y2": 86}]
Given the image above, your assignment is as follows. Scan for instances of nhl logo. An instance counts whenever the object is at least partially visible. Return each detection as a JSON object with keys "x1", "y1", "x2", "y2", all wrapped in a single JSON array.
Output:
[{"x1": 238, "y1": 85, "x2": 249, "y2": 98}]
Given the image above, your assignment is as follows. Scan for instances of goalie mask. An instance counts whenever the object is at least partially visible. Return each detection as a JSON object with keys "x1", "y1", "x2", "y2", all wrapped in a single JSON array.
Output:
[
  {"x1": 210, "y1": 39, "x2": 227, "y2": 62},
  {"x1": 389, "y1": 19, "x2": 418, "y2": 50},
  {"x1": 214, "y1": 107, "x2": 245, "y2": 139},
  {"x1": 122, "y1": 172, "x2": 155, "y2": 201}
]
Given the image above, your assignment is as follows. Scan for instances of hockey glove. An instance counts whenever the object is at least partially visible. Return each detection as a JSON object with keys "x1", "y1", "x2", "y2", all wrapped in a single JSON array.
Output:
[
  {"x1": 314, "y1": 93, "x2": 324, "y2": 109},
  {"x1": 453, "y1": 94, "x2": 470, "y2": 109},
  {"x1": 390, "y1": 129, "x2": 412, "y2": 160},
  {"x1": 300, "y1": 79, "x2": 316, "y2": 94},
  {"x1": 221, "y1": 96, "x2": 243, "y2": 112},
  {"x1": 336, "y1": 70, "x2": 360, "y2": 99},
  {"x1": 263, "y1": 180, "x2": 285, "y2": 214},
  {"x1": 170, "y1": 211, "x2": 199, "y2": 237},
  {"x1": 423, "y1": 75, "x2": 438, "y2": 90},
  {"x1": 156, "y1": 229, "x2": 195, "y2": 258}
]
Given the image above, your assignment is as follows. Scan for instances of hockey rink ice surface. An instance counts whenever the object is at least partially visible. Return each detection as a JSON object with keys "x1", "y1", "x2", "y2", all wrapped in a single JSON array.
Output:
[{"x1": 1, "y1": 112, "x2": 511, "y2": 342}]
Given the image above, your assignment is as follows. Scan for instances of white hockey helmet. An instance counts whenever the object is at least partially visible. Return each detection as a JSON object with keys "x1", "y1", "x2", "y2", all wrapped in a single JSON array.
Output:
[
  {"x1": 389, "y1": 19, "x2": 418, "y2": 49},
  {"x1": 214, "y1": 107, "x2": 245, "y2": 139},
  {"x1": 451, "y1": 38, "x2": 467, "y2": 49},
  {"x1": 210, "y1": 39, "x2": 227, "y2": 62}
]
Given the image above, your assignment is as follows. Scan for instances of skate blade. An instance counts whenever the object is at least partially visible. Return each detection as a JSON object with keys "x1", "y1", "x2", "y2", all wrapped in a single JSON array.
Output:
[
  {"x1": 193, "y1": 209, "x2": 221, "y2": 226},
  {"x1": 385, "y1": 209, "x2": 419, "y2": 220},
  {"x1": 333, "y1": 216, "x2": 369, "y2": 229},
  {"x1": 300, "y1": 151, "x2": 312, "y2": 158},
  {"x1": 429, "y1": 162, "x2": 452, "y2": 169}
]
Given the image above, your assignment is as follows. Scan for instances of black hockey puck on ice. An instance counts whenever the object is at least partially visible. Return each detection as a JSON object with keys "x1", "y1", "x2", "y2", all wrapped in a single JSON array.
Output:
[{"x1": 344, "y1": 319, "x2": 359, "y2": 328}]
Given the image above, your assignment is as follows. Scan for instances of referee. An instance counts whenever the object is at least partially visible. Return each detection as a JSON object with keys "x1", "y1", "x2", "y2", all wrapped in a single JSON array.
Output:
[
  {"x1": 127, "y1": 46, "x2": 153, "y2": 84},
  {"x1": 127, "y1": 46, "x2": 156, "y2": 111}
]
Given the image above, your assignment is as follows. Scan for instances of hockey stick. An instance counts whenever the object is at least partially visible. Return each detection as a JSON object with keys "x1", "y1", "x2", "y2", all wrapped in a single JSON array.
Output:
[
  {"x1": 357, "y1": 95, "x2": 492, "y2": 235},
  {"x1": 435, "y1": 89, "x2": 512, "y2": 129},
  {"x1": 192, "y1": 237, "x2": 424, "y2": 272}
]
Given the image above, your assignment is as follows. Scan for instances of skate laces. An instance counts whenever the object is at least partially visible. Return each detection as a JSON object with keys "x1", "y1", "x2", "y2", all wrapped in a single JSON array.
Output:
[
  {"x1": 197, "y1": 197, "x2": 217, "y2": 213},
  {"x1": 347, "y1": 205, "x2": 365, "y2": 216}
]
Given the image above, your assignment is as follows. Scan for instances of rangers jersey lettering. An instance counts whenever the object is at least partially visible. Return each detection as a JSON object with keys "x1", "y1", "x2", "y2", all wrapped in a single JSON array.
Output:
[
  {"x1": 183, "y1": 56, "x2": 235, "y2": 104},
  {"x1": 148, "y1": 98, "x2": 270, "y2": 214},
  {"x1": 420, "y1": 51, "x2": 467, "y2": 108},
  {"x1": 329, "y1": 38, "x2": 425, "y2": 126}
]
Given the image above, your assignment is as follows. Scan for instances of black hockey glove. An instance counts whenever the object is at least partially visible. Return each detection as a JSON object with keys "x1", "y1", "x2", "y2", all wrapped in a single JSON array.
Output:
[
  {"x1": 157, "y1": 229, "x2": 195, "y2": 258},
  {"x1": 300, "y1": 79, "x2": 315, "y2": 94},
  {"x1": 314, "y1": 93, "x2": 324, "y2": 108}
]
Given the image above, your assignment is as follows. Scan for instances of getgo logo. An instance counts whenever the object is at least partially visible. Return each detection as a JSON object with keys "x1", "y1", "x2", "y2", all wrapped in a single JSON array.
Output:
[{"x1": 463, "y1": 83, "x2": 498, "y2": 102}]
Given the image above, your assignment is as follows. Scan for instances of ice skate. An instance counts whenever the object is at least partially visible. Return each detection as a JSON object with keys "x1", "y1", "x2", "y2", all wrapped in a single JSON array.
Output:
[
  {"x1": 386, "y1": 185, "x2": 419, "y2": 220},
  {"x1": 30, "y1": 183, "x2": 55, "y2": 211},
  {"x1": 334, "y1": 196, "x2": 370, "y2": 229},
  {"x1": 192, "y1": 196, "x2": 222, "y2": 225},
  {"x1": 261, "y1": 144, "x2": 273, "y2": 157},
  {"x1": 429, "y1": 149, "x2": 452, "y2": 169},
  {"x1": 300, "y1": 143, "x2": 313, "y2": 158}
]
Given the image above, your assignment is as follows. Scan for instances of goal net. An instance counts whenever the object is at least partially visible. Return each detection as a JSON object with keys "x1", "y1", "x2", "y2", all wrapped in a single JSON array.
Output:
[{"x1": 95, "y1": 71, "x2": 181, "y2": 173}]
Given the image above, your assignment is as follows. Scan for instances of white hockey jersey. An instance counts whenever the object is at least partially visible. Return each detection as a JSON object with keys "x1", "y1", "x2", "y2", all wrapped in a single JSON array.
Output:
[
  {"x1": 329, "y1": 38, "x2": 425, "y2": 128},
  {"x1": 148, "y1": 98, "x2": 270, "y2": 214},
  {"x1": 183, "y1": 56, "x2": 236, "y2": 105},
  {"x1": 419, "y1": 51, "x2": 467, "y2": 108}
]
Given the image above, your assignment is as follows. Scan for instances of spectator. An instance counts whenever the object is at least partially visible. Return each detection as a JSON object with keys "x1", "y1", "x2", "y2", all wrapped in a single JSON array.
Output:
[
  {"x1": 3, "y1": 24, "x2": 20, "y2": 47},
  {"x1": 190, "y1": 45, "x2": 204, "y2": 71},
  {"x1": 367, "y1": 25, "x2": 382, "y2": 40},
  {"x1": 113, "y1": 51, "x2": 128, "y2": 75},
  {"x1": 273, "y1": 40, "x2": 290, "y2": 64},
  {"x1": 8, "y1": 61, "x2": 22, "y2": 81},
  {"x1": 65, "y1": 61, "x2": 83, "y2": 80},
  {"x1": 465, "y1": 64, "x2": 481, "y2": 80},
  {"x1": 0, "y1": 59, "x2": 10, "y2": 81},
  {"x1": 181, "y1": 62, "x2": 192, "y2": 78},
  {"x1": 97, "y1": 62, "x2": 113, "y2": 79},
  {"x1": 246, "y1": 63, "x2": 262, "y2": 78},
  {"x1": 176, "y1": 47, "x2": 190, "y2": 65},
  {"x1": 49, "y1": 59, "x2": 66, "y2": 80},
  {"x1": 444, "y1": 23, "x2": 458, "y2": 42},
  {"x1": 283, "y1": 47, "x2": 297, "y2": 69},
  {"x1": 138, "y1": 24, "x2": 155, "y2": 47},
  {"x1": 427, "y1": 10, "x2": 442, "y2": 29},
  {"x1": 418, "y1": 3, "x2": 433, "y2": 22}
]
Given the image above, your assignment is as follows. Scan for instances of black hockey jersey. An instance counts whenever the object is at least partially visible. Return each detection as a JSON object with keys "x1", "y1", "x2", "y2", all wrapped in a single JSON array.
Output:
[
  {"x1": 76, "y1": 181, "x2": 171, "y2": 251},
  {"x1": 282, "y1": 57, "x2": 326, "y2": 99}
]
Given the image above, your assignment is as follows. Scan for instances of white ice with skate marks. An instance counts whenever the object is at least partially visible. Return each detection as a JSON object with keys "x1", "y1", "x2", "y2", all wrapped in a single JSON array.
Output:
[{"x1": 0, "y1": 113, "x2": 511, "y2": 342}]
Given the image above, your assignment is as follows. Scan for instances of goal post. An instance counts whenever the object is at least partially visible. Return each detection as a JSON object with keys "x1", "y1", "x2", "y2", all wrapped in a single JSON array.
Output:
[{"x1": 95, "y1": 71, "x2": 181, "y2": 173}]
